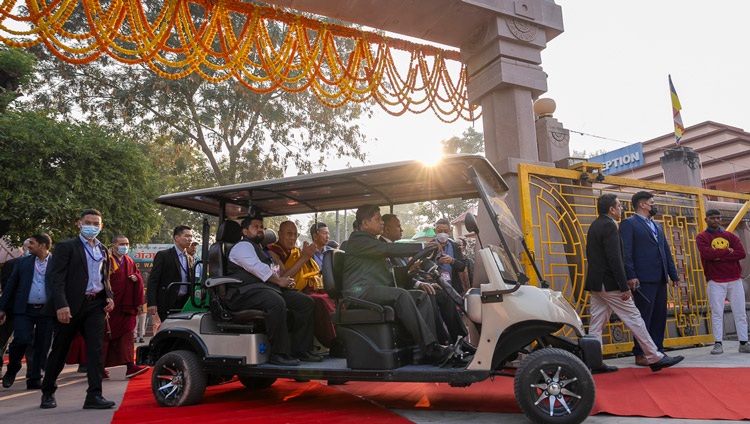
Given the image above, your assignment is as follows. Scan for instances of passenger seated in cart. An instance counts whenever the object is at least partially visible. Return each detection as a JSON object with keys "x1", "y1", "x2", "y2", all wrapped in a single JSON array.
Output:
[
  {"x1": 342, "y1": 204, "x2": 454, "y2": 364},
  {"x1": 267, "y1": 221, "x2": 337, "y2": 351},
  {"x1": 226, "y1": 214, "x2": 322, "y2": 366}
]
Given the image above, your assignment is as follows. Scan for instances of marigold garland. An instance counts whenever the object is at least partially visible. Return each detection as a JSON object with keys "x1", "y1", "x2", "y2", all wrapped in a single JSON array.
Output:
[{"x1": 0, "y1": 0, "x2": 480, "y2": 122}]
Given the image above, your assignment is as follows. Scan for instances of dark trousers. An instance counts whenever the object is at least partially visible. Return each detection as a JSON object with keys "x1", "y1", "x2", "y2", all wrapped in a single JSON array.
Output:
[
  {"x1": 42, "y1": 295, "x2": 107, "y2": 398},
  {"x1": 434, "y1": 290, "x2": 467, "y2": 343},
  {"x1": 351, "y1": 285, "x2": 438, "y2": 348},
  {"x1": 226, "y1": 287, "x2": 314, "y2": 356},
  {"x1": 6, "y1": 308, "x2": 53, "y2": 381},
  {"x1": 632, "y1": 281, "x2": 668, "y2": 356}
]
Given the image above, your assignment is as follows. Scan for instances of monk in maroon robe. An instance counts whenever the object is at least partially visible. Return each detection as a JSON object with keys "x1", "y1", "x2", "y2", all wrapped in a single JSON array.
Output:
[{"x1": 104, "y1": 236, "x2": 148, "y2": 378}]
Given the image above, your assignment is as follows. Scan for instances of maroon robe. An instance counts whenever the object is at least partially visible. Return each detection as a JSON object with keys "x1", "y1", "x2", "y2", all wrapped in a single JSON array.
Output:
[{"x1": 103, "y1": 253, "x2": 144, "y2": 367}]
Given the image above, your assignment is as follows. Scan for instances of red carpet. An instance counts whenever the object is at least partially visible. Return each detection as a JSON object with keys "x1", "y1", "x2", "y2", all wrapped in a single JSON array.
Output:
[
  {"x1": 336, "y1": 367, "x2": 750, "y2": 421},
  {"x1": 114, "y1": 368, "x2": 750, "y2": 422},
  {"x1": 111, "y1": 369, "x2": 410, "y2": 424}
]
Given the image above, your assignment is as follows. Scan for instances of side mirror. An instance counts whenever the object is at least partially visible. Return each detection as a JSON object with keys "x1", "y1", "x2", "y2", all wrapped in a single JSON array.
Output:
[{"x1": 464, "y1": 213, "x2": 479, "y2": 235}]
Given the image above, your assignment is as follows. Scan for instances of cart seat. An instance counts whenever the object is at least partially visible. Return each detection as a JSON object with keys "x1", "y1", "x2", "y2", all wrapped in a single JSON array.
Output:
[
  {"x1": 206, "y1": 220, "x2": 266, "y2": 332},
  {"x1": 321, "y1": 249, "x2": 412, "y2": 369}
]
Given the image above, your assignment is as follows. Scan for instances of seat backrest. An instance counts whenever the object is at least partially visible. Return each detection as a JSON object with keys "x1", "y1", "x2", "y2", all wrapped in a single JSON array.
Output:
[
  {"x1": 322, "y1": 249, "x2": 345, "y2": 300},
  {"x1": 208, "y1": 220, "x2": 242, "y2": 279}
]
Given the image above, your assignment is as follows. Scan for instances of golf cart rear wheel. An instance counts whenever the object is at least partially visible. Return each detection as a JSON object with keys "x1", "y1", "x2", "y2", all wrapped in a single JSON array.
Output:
[
  {"x1": 238, "y1": 375, "x2": 277, "y2": 389},
  {"x1": 514, "y1": 348, "x2": 595, "y2": 424},
  {"x1": 152, "y1": 350, "x2": 208, "y2": 407}
]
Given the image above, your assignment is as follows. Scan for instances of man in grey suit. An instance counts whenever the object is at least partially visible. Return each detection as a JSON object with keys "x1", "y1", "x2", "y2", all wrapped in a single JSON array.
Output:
[{"x1": 585, "y1": 194, "x2": 683, "y2": 373}]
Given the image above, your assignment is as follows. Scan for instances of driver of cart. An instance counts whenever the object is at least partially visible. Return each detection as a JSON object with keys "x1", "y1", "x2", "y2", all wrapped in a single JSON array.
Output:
[
  {"x1": 380, "y1": 213, "x2": 468, "y2": 346},
  {"x1": 225, "y1": 214, "x2": 323, "y2": 366},
  {"x1": 342, "y1": 204, "x2": 454, "y2": 364}
]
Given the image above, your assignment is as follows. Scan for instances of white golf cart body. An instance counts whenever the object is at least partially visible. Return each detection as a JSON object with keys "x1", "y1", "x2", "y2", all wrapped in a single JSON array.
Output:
[{"x1": 138, "y1": 154, "x2": 601, "y2": 424}]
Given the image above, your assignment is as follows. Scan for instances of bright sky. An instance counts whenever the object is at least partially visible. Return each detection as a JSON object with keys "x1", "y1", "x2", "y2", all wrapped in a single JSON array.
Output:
[{"x1": 354, "y1": 0, "x2": 750, "y2": 165}]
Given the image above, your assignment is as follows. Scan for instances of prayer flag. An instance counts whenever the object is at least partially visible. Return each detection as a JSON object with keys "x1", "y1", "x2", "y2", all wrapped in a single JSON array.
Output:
[{"x1": 669, "y1": 75, "x2": 684, "y2": 145}]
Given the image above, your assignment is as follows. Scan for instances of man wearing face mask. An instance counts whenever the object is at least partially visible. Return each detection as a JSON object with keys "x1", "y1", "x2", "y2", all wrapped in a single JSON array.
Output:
[
  {"x1": 103, "y1": 235, "x2": 148, "y2": 378},
  {"x1": 619, "y1": 191, "x2": 681, "y2": 367},
  {"x1": 433, "y1": 218, "x2": 468, "y2": 295},
  {"x1": 41, "y1": 209, "x2": 116, "y2": 409}
]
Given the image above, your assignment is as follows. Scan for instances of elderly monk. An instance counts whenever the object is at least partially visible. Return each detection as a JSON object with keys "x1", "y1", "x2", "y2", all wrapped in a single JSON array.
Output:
[{"x1": 267, "y1": 221, "x2": 338, "y2": 352}]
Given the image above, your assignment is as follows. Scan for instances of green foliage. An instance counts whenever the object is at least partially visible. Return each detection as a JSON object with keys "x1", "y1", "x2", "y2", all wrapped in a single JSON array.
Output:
[
  {"x1": 0, "y1": 111, "x2": 161, "y2": 246},
  {"x1": 441, "y1": 126, "x2": 484, "y2": 155},
  {"x1": 26, "y1": 12, "x2": 371, "y2": 187},
  {"x1": 0, "y1": 47, "x2": 37, "y2": 113}
]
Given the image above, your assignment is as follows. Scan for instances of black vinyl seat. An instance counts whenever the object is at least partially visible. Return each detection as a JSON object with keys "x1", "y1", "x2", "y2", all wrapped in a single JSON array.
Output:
[
  {"x1": 321, "y1": 249, "x2": 412, "y2": 369},
  {"x1": 205, "y1": 221, "x2": 265, "y2": 331}
]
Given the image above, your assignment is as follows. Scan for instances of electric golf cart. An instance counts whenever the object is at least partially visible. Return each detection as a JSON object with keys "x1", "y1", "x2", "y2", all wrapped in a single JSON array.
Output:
[{"x1": 136, "y1": 154, "x2": 601, "y2": 424}]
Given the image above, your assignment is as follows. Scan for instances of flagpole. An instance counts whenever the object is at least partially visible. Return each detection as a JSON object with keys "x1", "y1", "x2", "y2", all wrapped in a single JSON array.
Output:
[{"x1": 669, "y1": 74, "x2": 685, "y2": 146}]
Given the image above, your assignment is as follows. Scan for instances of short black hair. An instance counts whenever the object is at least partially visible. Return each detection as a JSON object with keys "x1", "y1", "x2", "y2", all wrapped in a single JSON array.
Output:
[
  {"x1": 597, "y1": 194, "x2": 618, "y2": 215},
  {"x1": 240, "y1": 215, "x2": 263, "y2": 229},
  {"x1": 630, "y1": 191, "x2": 653, "y2": 211},
  {"x1": 705, "y1": 209, "x2": 721, "y2": 218},
  {"x1": 30, "y1": 233, "x2": 52, "y2": 249},
  {"x1": 310, "y1": 222, "x2": 328, "y2": 238},
  {"x1": 355, "y1": 204, "x2": 380, "y2": 227},
  {"x1": 382, "y1": 214, "x2": 398, "y2": 226},
  {"x1": 111, "y1": 234, "x2": 127, "y2": 244},
  {"x1": 435, "y1": 218, "x2": 451, "y2": 228},
  {"x1": 80, "y1": 209, "x2": 102, "y2": 219},
  {"x1": 173, "y1": 225, "x2": 192, "y2": 237}
]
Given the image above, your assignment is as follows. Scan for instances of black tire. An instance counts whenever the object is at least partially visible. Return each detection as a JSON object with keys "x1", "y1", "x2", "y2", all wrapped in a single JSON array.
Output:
[
  {"x1": 513, "y1": 348, "x2": 595, "y2": 424},
  {"x1": 151, "y1": 350, "x2": 208, "y2": 407},
  {"x1": 238, "y1": 375, "x2": 277, "y2": 389}
]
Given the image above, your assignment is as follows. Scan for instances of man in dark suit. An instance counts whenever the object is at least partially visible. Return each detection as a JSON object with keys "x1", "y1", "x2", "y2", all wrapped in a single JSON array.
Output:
[
  {"x1": 40, "y1": 209, "x2": 115, "y2": 409},
  {"x1": 433, "y1": 218, "x2": 468, "y2": 295},
  {"x1": 585, "y1": 194, "x2": 683, "y2": 372},
  {"x1": 0, "y1": 238, "x2": 31, "y2": 372},
  {"x1": 342, "y1": 205, "x2": 452, "y2": 364},
  {"x1": 147, "y1": 225, "x2": 194, "y2": 322},
  {"x1": 0, "y1": 234, "x2": 54, "y2": 389},
  {"x1": 619, "y1": 191, "x2": 681, "y2": 366}
]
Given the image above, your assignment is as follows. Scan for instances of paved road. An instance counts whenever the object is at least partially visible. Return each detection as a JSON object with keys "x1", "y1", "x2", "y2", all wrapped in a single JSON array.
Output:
[{"x1": 1, "y1": 342, "x2": 746, "y2": 423}]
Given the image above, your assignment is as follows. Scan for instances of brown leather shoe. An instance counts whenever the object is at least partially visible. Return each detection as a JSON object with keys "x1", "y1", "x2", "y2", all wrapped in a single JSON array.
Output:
[{"x1": 635, "y1": 355, "x2": 649, "y2": 366}]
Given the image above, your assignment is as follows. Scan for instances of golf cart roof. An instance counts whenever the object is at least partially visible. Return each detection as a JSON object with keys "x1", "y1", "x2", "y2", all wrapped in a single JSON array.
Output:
[{"x1": 156, "y1": 154, "x2": 507, "y2": 218}]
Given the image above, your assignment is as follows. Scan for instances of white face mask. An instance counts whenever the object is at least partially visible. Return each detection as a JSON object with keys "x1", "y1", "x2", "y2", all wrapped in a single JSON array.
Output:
[{"x1": 436, "y1": 233, "x2": 450, "y2": 244}]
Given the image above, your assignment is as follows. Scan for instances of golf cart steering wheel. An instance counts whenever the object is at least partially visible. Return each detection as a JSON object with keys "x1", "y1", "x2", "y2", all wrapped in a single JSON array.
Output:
[
  {"x1": 404, "y1": 245, "x2": 438, "y2": 276},
  {"x1": 405, "y1": 245, "x2": 465, "y2": 311}
]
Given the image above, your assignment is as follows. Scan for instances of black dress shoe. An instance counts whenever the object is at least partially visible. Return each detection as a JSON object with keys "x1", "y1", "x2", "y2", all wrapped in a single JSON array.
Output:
[
  {"x1": 2, "y1": 372, "x2": 16, "y2": 388},
  {"x1": 295, "y1": 351, "x2": 324, "y2": 362},
  {"x1": 268, "y1": 353, "x2": 300, "y2": 366},
  {"x1": 591, "y1": 364, "x2": 619, "y2": 374},
  {"x1": 40, "y1": 393, "x2": 57, "y2": 409},
  {"x1": 27, "y1": 379, "x2": 43, "y2": 390},
  {"x1": 458, "y1": 338, "x2": 477, "y2": 355},
  {"x1": 424, "y1": 343, "x2": 453, "y2": 365},
  {"x1": 650, "y1": 355, "x2": 684, "y2": 372},
  {"x1": 83, "y1": 395, "x2": 116, "y2": 409}
]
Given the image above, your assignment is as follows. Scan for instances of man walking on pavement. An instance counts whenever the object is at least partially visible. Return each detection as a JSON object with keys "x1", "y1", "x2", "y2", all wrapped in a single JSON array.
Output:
[
  {"x1": 40, "y1": 209, "x2": 116, "y2": 409},
  {"x1": 585, "y1": 194, "x2": 684, "y2": 373}
]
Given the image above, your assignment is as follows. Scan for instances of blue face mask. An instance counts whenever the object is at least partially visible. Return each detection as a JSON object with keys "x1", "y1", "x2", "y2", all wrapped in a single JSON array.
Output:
[
  {"x1": 80, "y1": 225, "x2": 101, "y2": 240},
  {"x1": 117, "y1": 245, "x2": 129, "y2": 256}
]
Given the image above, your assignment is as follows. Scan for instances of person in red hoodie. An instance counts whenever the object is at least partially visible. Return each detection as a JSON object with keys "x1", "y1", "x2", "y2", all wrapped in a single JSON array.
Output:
[{"x1": 695, "y1": 209, "x2": 749, "y2": 355}]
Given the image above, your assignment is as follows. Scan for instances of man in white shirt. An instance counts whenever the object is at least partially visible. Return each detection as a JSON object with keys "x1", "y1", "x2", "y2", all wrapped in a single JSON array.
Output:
[{"x1": 226, "y1": 215, "x2": 319, "y2": 366}]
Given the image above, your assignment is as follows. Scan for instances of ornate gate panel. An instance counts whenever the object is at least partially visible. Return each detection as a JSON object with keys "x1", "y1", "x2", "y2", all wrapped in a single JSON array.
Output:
[{"x1": 517, "y1": 163, "x2": 750, "y2": 354}]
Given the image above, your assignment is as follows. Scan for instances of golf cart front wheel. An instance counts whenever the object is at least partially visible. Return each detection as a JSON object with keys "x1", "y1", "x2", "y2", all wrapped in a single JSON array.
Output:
[
  {"x1": 152, "y1": 350, "x2": 208, "y2": 407},
  {"x1": 513, "y1": 348, "x2": 595, "y2": 424}
]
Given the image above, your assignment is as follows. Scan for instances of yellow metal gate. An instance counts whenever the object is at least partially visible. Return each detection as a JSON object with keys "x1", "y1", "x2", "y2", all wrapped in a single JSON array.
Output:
[{"x1": 517, "y1": 163, "x2": 750, "y2": 354}]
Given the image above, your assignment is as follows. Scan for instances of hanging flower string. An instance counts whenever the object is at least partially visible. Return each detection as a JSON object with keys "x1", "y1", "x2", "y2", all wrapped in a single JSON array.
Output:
[{"x1": 0, "y1": 0, "x2": 480, "y2": 122}]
